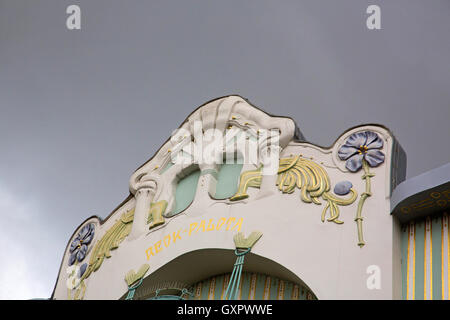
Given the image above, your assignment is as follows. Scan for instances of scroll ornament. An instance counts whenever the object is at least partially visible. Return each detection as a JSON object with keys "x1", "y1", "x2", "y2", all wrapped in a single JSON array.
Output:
[{"x1": 230, "y1": 156, "x2": 358, "y2": 225}]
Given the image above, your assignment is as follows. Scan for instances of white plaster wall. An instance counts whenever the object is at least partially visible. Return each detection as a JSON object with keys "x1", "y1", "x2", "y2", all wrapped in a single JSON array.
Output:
[{"x1": 52, "y1": 98, "x2": 399, "y2": 300}]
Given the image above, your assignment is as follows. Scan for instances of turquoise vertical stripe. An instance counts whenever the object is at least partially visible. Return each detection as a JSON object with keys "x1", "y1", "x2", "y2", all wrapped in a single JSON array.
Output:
[
  {"x1": 214, "y1": 275, "x2": 224, "y2": 300},
  {"x1": 269, "y1": 277, "x2": 278, "y2": 300},
  {"x1": 254, "y1": 274, "x2": 266, "y2": 300},
  {"x1": 298, "y1": 287, "x2": 303, "y2": 300},
  {"x1": 200, "y1": 279, "x2": 209, "y2": 300},
  {"x1": 432, "y1": 217, "x2": 442, "y2": 300},
  {"x1": 415, "y1": 221, "x2": 425, "y2": 300},
  {"x1": 240, "y1": 273, "x2": 251, "y2": 300},
  {"x1": 284, "y1": 282, "x2": 293, "y2": 300},
  {"x1": 194, "y1": 282, "x2": 200, "y2": 300}
]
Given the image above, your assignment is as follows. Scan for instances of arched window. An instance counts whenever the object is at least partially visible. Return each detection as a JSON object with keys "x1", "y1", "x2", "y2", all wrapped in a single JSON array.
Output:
[
  {"x1": 170, "y1": 169, "x2": 201, "y2": 216},
  {"x1": 214, "y1": 162, "x2": 243, "y2": 199}
]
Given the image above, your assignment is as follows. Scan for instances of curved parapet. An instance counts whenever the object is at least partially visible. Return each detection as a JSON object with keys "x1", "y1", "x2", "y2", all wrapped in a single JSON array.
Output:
[{"x1": 51, "y1": 95, "x2": 407, "y2": 300}]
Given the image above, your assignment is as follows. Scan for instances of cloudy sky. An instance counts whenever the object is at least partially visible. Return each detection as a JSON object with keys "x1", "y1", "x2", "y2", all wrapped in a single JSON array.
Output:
[{"x1": 0, "y1": 1, "x2": 449, "y2": 299}]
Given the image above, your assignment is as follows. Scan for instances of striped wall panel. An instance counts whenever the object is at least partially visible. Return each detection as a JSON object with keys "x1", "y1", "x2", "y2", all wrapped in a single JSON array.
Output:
[
  {"x1": 401, "y1": 212, "x2": 449, "y2": 300},
  {"x1": 188, "y1": 272, "x2": 316, "y2": 300}
]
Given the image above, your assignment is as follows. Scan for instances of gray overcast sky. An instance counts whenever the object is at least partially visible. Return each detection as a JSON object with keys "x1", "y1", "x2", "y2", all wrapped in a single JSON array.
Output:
[{"x1": 0, "y1": 0, "x2": 449, "y2": 299}]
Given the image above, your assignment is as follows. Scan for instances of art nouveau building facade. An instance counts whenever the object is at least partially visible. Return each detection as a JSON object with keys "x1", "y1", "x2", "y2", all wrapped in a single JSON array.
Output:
[{"x1": 50, "y1": 95, "x2": 449, "y2": 300}]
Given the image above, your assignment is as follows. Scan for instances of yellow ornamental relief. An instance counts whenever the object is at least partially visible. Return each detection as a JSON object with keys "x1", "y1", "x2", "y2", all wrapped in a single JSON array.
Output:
[
  {"x1": 67, "y1": 210, "x2": 135, "y2": 300},
  {"x1": 69, "y1": 200, "x2": 169, "y2": 299},
  {"x1": 230, "y1": 155, "x2": 357, "y2": 224},
  {"x1": 124, "y1": 264, "x2": 150, "y2": 300},
  {"x1": 81, "y1": 209, "x2": 135, "y2": 281},
  {"x1": 147, "y1": 200, "x2": 167, "y2": 229}
]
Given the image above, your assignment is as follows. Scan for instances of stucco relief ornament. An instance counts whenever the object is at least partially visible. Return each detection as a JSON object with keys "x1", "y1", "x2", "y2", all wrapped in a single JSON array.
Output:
[
  {"x1": 68, "y1": 223, "x2": 95, "y2": 266},
  {"x1": 67, "y1": 223, "x2": 95, "y2": 300},
  {"x1": 338, "y1": 131, "x2": 385, "y2": 247},
  {"x1": 66, "y1": 210, "x2": 134, "y2": 300}
]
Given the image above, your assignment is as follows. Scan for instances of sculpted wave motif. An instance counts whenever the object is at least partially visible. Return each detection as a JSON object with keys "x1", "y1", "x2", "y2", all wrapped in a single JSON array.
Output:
[{"x1": 230, "y1": 155, "x2": 358, "y2": 225}]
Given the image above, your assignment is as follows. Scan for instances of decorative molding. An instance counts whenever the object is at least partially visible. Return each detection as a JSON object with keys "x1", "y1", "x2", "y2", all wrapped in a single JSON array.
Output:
[
  {"x1": 230, "y1": 155, "x2": 358, "y2": 225},
  {"x1": 68, "y1": 223, "x2": 95, "y2": 266},
  {"x1": 233, "y1": 231, "x2": 263, "y2": 250},
  {"x1": 84, "y1": 210, "x2": 134, "y2": 278},
  {"x1": 224, "y1": 231, "x2": 263, "y2": 300},
  {"x1": 52, "y1": 96, "x2": 406, "y2": 300},
  {"x1": 337, "y1": 130, "x2": 385, "y2": 247},
  {"x1": 391, "y1": 163, "x2": 450, "y2": 223},
  {"x1": 400, "y1": 189, "x2": 450, "y2": 215},
  {"x1": 66, "y1": 210, "x2": 135, "y2": 300},
  {"x1": 125, "y1": 264, "x2": 150, "y2": 287},
  {"x1": 66, "y1": 222, "x2": 96, "y2": 300},
  {"x1": 147, "y1": 200, "x2": 168, "y2": 229},
  {"x1": 133, "y1": 281, "x2": 193, "y2": 300},
  {"x1": 124, "y1": 264, "x2": 150, "y2": 300},
  {"x1": 229, "y1": 166, "x2": 263, "y2": 202}
]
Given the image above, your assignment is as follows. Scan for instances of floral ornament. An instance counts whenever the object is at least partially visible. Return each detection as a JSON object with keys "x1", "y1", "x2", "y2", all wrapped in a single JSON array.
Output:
[
  {"x1": 337, "y1": 131, "x2": 385, "y2": 248},
  {"x1": 66, "y1": 265, "x2": 81, "y2": 290},
  {"x1": 334, "y1": 181, "x2": 353, "y2": 196},
  {"x1": 69, "y1": 223, "x2": 95, "y2": 266},
  {"x1": 79, "y1": 263, "x2": 87, "y2": 278},
  {"x1": 338, "y1": 131, "x2": 385, "y2": 172}
]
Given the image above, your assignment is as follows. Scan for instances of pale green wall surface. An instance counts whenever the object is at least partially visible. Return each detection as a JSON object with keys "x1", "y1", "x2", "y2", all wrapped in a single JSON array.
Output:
[{"x1": 214, "y1": 163, "x2": 243, "y2": 199}]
